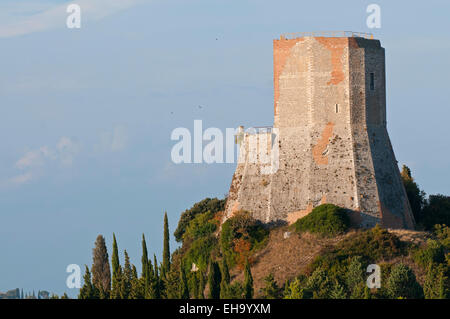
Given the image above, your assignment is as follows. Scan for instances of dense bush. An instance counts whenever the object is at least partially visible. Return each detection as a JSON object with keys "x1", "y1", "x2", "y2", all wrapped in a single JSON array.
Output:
[
  {"x1": 260, "y1": 273, "x2": 282, "y2": 299},
  {"x1": 434, "y1": 224, "x2": 450, "y2": 249},
  {"x1": 413, "y1": 239, "x2": 445, "y2": 269},
  {"x1": 386, "y1": 263, "x2": 423, "y2": 299},
  {"x1": 183, "y1": 211, "x2": 217, "y2": 241},
  {"x1": 174, "y1": 198, "x2": 225, "y2": 242},
  {"x1": 183, "y1": 236, "x2": 217, "y2": 273},
  {"x1": 220, "y1": 211, "x2": 269, "y2": 268},
  {"x1": 291, "y1": 204, "x2": 350, "y2": 237},
  {"x1": 401, "y1": 165, "x2": 426, "y2": 221},
  {"x1": 346, "y1": 256, "x2": 366, "y2": 299},
  {"x1": 400, "y1": 165, "x2": 450, "y2": 230},
  {"x1": 177, "y1": 199, "x2": 226, "y2": 274},
  {"x1": 283, "y1": 276, "x2": 311, "y2": 299},
  {"x1": 332, "y1": 225, "x2": 404, "y2": 261},
  {"x1": 423, "y1": 264, "x2": 449, "y2": 299},
  {"x1": 420, "y1": 195, "x2": 450, "y2": 230},
  {"x1": 308, "y1": 225, "x2": 404, "y2": 286},
  {"x1": 305, "y1": 268, "x2": 333, "y2": 299},
  {"x1": 227, "y1": 282, "x2": 245, "y2": 299}
]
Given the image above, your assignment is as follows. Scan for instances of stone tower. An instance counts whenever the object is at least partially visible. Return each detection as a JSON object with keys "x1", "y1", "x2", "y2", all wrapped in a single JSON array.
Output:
[{"x1": 224, "y1": 32, "x2": 415, "y2": 229}]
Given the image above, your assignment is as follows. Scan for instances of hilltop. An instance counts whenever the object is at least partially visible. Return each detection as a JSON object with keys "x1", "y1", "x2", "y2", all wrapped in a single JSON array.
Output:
[{"x1": 171, "y1": 198, "x2": 449, "y2": 299}]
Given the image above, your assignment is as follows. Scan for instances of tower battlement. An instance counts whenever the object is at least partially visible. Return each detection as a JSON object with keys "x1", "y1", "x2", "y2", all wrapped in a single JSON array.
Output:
[
  {"x1": 279, "y1": 31, "x2": 374, "y2": 40},
  {"x1": 224, "y1": 33, "x2": 415, "y2": 229}
]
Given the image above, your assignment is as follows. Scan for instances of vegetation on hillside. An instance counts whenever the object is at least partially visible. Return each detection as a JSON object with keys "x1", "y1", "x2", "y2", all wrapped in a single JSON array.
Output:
[
  {"x1": 401, "y1": 165, "x2": 450, "y2": 230},
  {"x1": 220, "y1": 210, "x2": 269, "y2": 269},
  {"x1": 291, "y1": 204, "x2": 350, "y2": 236},
  {"x1": 76, "y1": 166, "x2": 449, "y2": 299}
]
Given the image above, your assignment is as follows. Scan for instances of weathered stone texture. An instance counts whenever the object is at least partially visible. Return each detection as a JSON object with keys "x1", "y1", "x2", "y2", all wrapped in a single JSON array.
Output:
[{"x1": 224, "y1": 35, "x2": 415, "y2": 229}]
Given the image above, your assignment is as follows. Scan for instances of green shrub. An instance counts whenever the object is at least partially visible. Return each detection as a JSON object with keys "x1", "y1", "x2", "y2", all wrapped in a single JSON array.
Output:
[
  {"x1": 420, "y1": 195, "x2": 450, "y2": 230},
  {"x1": 329, "y1": 281, "x2": 347, "y2": 299},
  {"x1": 401, "y1": 165, "x2": 426, "y2": 222},
  {"x1": 423, "y1": 264, "x2": 449, "y2": 299},
  {"x1": 386, "y1": 263, "x2": 423, "y2": 299},
  {"x1": 346, "y1": 256, "x2": 365, "y2": 298},
  {"x1": 174, "y1": 198, "x2": 225, "y2": 242},
  {"x1": 306, "y1": 267, "x2": 333, "y2": 299},
  {"x1": 184, "y1": 236, "x2": 217, "y2": 273},
  {"x1": 434, "y1": 224, "x2": 450, "y2": 249},
  {"x1": 413, "y1": 239, "x2": 445, "y2": 269},
  {"x1": 220, "y1": 211, "x2": 269, "y2": 268},
  {"x1": 260, "y1": 273, "x2": 282, "y2": 299},
  {"x1": 291, "y1": 204, "x2": 350, "y2": 236},
  {"x1": 308, "y1": 225, "x2": 404, "y2": 286},
  {"x1": 227, "y1": 282, "x2": 244, "y2": 299},
  {"x1": 183, "y1": 211, "x2": 217, "y2": 241},
  {"x1": 283, "y1": 277, "x2": 311, "y2": 299},
  {"x1": 333, "y1": 225, "x2": 404, "y2": 261}
]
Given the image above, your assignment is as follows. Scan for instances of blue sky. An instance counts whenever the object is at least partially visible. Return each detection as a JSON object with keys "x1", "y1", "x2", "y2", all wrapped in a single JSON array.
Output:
[{"x1": 0, "y1": 0, "x2": 449, "y2": 297}]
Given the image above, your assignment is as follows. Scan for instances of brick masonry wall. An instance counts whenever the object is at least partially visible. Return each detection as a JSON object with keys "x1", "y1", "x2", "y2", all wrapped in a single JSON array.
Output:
[{"x1": 224, "y1": 36, "x2": 415, "y2": 229}]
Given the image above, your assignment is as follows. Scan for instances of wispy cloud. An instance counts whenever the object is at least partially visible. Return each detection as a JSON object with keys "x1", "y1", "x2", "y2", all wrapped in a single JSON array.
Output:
[
  {"x1": 0, "y1": 0, "x2": 144, "y2": 38},
  {"x1": 8, "y1": 172, "x2": 34, "y2": 186},
  {"x1": 97, "y1": 124, "x2": 128, "y2": 152},
  {"x1": 1, "y1": 136, "x2": 81, "y2": 188},
  {"x1": 15, "y1": 137, "x2": 81, "y2": 170}
]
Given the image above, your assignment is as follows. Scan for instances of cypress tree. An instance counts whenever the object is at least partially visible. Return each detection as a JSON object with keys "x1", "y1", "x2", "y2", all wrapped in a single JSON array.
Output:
[
  {"x1": 261, "y1": 273, "x2": 281, "y2": 299},
  {"x1": 401, "y1": 165, "x2": 425, "y2": 221},
  {"x1": 111, "y1": 234, "x2": 120, "y2": 276},
  {"x1": 189, "y1": 273, "x2": 199, "y2": 299},
  {"x1": 130, "y1": 265, "x2": 145, "y2": 299},
  {"x1": 164, "y1": 263, "x2": 182, "y2": 299},
  {"x1": 153, "y1": 254, "x2": 161, "y2": 298},
  {"x1": 91, "y1": 235, "x2": 111, "y2": 299},
  {"x1": 79, "y1": 265, "x2": 96, "y2": 299},
  {"x1": 243, "y1": 260, "x2": 254, "y2": 299},
  {"x1": 141, "y1": 234, "x2": 152, "y2": 298},
  {"x1": 386, "y1": 263, "x2": 424, "y2": 299},
  {"x1": 141, "y1": 234, "x2": 149, "y2": 279},
  {"x1": 148, "y1": 257, "x2": 154, "y2": 280},
  {"x1": 145, "y1": 258, "x2": 154, "y2": 299},
  {"x1": 111, "y1": 233, "x2": 121, "y2": 299},
  {"x1": 347, "y1": 256, "x2": 365, "y2": 298},
  {"x1": 208, "y1": 261, "x2": 221, "y2": 299},
  {"x1": 120, "y1": 250, "x2": 132, "y2": 299},
  {"x1": 220, "y1": 258, "x2": 231, "y2": 298},
  {"x1": 179, "y1": 263, "x2": 189, "y2": 299},
  {"x1": 198, "y1": 271, "x2": 205, "y2": 299},
  {"x1": 162, "y1": 212, "x2": 171, "y2": 275}
]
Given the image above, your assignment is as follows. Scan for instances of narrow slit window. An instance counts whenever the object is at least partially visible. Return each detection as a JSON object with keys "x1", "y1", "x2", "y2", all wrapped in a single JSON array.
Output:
[
  {"x1": 370, "y1": 72, "x2": 375, "y2": 91},
  {"x1": 335, "y1": 104, "x2": 339, "y2": 113}
]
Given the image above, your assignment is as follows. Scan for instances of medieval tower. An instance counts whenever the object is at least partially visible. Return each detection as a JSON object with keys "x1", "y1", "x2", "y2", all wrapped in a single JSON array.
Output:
[{"x1": 224, "y1": 32, "x2": 415, "y2": 229}]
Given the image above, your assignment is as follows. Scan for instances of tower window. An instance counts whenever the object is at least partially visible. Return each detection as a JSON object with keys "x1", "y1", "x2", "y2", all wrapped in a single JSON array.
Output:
[
  {"x1": 370, "y1": 72, "x2": 375, "y2": 91},
  {"x1": 335, "y1": 104, "x2": 339, "y2": 113}
]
